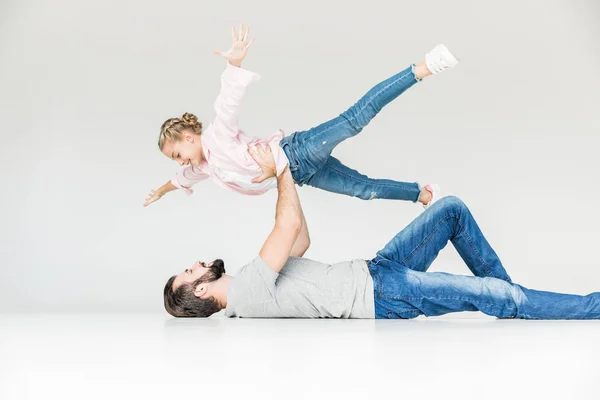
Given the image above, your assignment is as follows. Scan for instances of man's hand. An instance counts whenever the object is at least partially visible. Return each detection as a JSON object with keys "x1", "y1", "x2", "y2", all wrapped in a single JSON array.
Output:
[
  {"x1": 248, "y1": 144, "x2": 277, "y2": 183},
  {"x1": 214, "y1": 24, "x2": 255, "y2": 68}
]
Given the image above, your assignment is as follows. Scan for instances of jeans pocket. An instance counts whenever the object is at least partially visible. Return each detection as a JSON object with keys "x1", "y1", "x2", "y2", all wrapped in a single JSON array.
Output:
[
  {"x1": 386, "y1": 309, "x2": 422, "y2": 319},
  {"x1": 279, "y1": 137, "x2": 301, "y2": 172}
]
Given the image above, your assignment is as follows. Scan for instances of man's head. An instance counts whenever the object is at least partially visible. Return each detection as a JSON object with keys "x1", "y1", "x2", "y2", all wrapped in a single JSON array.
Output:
[{"x1": 163, "y1": 259, "x2": 226, "y2": 318}]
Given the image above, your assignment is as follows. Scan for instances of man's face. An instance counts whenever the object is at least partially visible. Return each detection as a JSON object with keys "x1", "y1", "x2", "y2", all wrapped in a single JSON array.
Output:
[{"x1": 172, "y1": 260, "x2": 226, "y2": 291}]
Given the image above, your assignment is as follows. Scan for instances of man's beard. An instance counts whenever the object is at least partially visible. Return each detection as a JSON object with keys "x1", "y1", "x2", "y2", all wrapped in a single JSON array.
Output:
[{"x1": 195, "y1": 259, "x2": 226, "y2": 284}]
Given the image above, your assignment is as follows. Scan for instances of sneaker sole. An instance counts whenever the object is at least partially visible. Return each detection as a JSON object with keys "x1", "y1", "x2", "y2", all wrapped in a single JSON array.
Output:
[{"x1": 437, "y1": 44, "x2": 459, "y2": 68}]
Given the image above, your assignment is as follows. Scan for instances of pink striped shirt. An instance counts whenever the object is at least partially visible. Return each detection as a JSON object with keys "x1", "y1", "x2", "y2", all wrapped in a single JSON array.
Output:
[{"x1": 170, "y1": 63, "x2": 290, "y2": 196}]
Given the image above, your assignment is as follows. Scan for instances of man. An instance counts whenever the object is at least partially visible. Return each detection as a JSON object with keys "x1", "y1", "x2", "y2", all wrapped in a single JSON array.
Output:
[{"x1": 163, "y1": 145, "x2": 600, "y2": 320}]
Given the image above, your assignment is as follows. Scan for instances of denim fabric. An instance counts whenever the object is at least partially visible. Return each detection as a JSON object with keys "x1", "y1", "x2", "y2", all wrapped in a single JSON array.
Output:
[
  {"x1": 280, "y1": 65, "x2": 421, "y2": 202},
  {"x1": 368, "y1": 196, "x2": 600, "y2": 320}
]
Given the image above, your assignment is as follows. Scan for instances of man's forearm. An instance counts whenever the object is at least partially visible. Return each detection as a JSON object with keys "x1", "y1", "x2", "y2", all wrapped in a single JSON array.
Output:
[
  {"x1": 290, "y1": 209, "x2": 310, "y2": 257},
  {"x1": 275, "y1": 166, "x2": 302, "y2": 227}
]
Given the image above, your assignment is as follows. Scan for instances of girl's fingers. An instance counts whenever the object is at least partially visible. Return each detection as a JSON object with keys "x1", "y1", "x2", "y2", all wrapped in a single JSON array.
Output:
[
  {"x1": 247, "y1": 37, "x2": 255, "y2": 48},
  {"x1": 239, "y1": 24, "x2": 244, "y2": 40},
  {"x1": 243, "y1": 26, "x2": 249, "y2": 42},
  {"x1": 231, "y1": 26, "x2": 236, "y2": 43}
]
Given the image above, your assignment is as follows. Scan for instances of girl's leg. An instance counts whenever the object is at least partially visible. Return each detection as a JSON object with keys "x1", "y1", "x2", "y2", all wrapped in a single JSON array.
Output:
[
  {"x1": 283, "y1": 64, "x2": 421, "y2": 182},
  {"x1": 303, "y1": 156, "x2": 422, "y2": 202},
  {"x1": 371, "y1": 196, "x2": 513, "y2": 281},
  {"x1": 371, "y1": 262, "x2": 600, "y2": 320}
]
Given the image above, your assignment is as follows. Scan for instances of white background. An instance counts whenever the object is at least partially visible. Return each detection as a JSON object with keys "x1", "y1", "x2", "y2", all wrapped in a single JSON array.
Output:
[
  {"x1": 1, "y1": 1, "x2": 599, "y2": 398},
  {"x1": 1, "y1": 0, "x2": 599, "y2": 312}
]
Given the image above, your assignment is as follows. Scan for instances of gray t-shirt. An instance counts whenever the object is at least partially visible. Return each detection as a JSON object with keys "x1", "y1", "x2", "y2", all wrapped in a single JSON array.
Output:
[{"x1": 224, "y1": 256, "x2": 375, "y2": 319}]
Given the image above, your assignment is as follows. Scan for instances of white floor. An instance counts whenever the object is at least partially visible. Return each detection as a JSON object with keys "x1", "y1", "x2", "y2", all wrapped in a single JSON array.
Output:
[{"x1": 1, "y1": 313, "x2": 599, "y2": 400}]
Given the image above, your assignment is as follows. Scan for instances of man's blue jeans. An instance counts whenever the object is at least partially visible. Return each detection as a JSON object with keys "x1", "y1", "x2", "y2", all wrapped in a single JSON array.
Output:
[
  {"x1": 368, "y1": 196, "x2": 600, "y2": 319},
  {"x1": 280, "y1": 65, "x2": 422, "y2": 202}
]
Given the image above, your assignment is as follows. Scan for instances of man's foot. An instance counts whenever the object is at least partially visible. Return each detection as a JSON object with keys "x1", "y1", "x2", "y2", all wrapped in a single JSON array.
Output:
[
  {"x1": 425, "y1": 44, "x2": 459, "y2": 75},
  {"x1": 420, "y1": 184, "x2": 441, "y2": 209}
]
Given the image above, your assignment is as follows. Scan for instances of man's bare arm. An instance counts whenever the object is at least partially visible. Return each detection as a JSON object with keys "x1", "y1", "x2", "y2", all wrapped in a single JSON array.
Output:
[
  {"x1": 258, "y1": 164, "x2": 302, "y2": 273},
  {"x1": 248, "y1": 144, "x2": 307, "y2": 269},
  {"x1": 290, "y1": 206, "x2": 310, "y2": 257}
]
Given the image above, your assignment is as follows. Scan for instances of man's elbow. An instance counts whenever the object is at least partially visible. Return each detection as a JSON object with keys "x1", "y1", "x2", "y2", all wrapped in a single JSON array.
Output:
[
  {"x1": 276, "y1": 214, "x2": 303, "y2": 234},
  {"x1": 300, "y1": 240, "x2": 311, "y2": 256}
]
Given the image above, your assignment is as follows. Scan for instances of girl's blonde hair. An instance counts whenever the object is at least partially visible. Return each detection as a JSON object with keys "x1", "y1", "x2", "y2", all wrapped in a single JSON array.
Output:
[{"x1": 158, "y1": 112, "x2": 203, "y2": 150}]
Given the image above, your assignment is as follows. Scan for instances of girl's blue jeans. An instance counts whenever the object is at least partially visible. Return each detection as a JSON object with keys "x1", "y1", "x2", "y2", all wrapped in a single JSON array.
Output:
[{"x1": 280, "y1": 65, "x2": 422, "y2": 202}]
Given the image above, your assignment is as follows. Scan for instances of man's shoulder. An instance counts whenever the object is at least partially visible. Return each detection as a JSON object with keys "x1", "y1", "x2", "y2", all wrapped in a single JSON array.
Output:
[{"x1": 235, "y1": 255, "x2": 279, "y2": 283}]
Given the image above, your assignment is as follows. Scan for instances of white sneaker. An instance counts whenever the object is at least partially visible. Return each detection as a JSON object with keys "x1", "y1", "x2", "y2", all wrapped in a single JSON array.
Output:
[
  {"x1": 422, "y1": 184, "x2": 441, "y2": 210},
  {"x1": 425, "y1": 44, "x2": 459, "y2": 75}
]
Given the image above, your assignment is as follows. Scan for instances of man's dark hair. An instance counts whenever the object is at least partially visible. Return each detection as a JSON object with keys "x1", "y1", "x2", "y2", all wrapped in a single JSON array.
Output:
[{"x1": 163, "y1": 259, "x2": 226, "y2": 318}]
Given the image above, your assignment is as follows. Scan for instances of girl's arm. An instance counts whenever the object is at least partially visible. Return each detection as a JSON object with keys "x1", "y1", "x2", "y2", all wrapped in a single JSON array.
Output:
[
  {"x1": 212, "y1": 25, "x2": 258, "y2": 135},
  {"x1": 144, "y1": 165, "x2": 210, "y2": 207},
  {"x1": 143, "y1": 180, "x2": 177, "y2": 207}
]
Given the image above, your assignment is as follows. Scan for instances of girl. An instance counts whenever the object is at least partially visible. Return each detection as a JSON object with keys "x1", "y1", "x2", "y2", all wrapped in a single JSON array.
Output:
[{"x1": 144, "y1": 24, "x2": 458, "y2": 208}]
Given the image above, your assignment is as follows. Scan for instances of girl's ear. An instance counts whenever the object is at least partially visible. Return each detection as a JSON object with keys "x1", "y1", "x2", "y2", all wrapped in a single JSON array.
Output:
[{"x1": 183, "y1": 130, "x2": 195, "y2": 143}]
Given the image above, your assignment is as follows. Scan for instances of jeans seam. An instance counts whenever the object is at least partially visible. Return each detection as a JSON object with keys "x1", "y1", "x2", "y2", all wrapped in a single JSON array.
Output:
[
  {"x1": 379, "y1": 294, "x2": 506, "y2": 312},
  {"x1": 396, "y1": 213, "x2": 494, "y2": 279},
  {"x1": 279, "y1": 140, "x2": 300, "y2": 171},
  {"x1": 341, "y1": 68, "x2": 415, "y2": 130},
  {"x1": 386, "y1": 309, "x2": 421, "y2": 318},
  {"x1": 368, "y1": 263, "x2": 384, "y2": 296},
  {"x1": 455, "y1": 219, "x2": 494, "y2": 277},
  {"x1": 323, "y1": 159, "x2": 417, "y2": 190},
  {"x1": 306, "y1": 68, "x2": 416, "y2": 139},
  {"x1": 398, "y1": 214, "x2": 456, "y2": 266}
]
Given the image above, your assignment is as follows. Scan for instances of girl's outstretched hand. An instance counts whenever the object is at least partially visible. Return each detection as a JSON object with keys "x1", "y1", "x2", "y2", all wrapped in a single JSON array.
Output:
[
  {"x1": 214, "y1": 24, "x2": 255, "y2": 67},
  {"x1": 248, "y1": 144, "x2": 277, "y2": 183},
  {"x1": 143, "y1": 189, "x2": 164, "y2": 207}
]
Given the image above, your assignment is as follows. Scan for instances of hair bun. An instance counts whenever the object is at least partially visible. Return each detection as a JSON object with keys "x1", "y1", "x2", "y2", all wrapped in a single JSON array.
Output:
[{"x1": 181, "y1": 112, "x2": 198, "y2": 125}]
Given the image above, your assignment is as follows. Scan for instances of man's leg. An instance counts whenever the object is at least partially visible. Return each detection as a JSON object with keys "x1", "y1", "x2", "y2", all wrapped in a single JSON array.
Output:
[
  {"x1": 303, "y1": 156, "x2": 422, "y2": 202},
  {"x1": 372, "y1": 196, "x2": 512, "y2": 281},
  {"x1": 370, "y1": 262, "x2": 600, "y2": 320}
]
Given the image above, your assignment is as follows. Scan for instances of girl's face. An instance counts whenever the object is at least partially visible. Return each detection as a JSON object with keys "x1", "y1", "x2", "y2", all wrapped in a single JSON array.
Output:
[{"x1": 161, "y1": 130, "x2": 203, "y2": 167}]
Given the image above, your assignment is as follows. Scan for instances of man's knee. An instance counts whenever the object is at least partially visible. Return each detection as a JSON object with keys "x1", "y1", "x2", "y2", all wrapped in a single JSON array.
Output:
[{"x1": 437, "y1": 195, "x2": 467, "y2": 213}]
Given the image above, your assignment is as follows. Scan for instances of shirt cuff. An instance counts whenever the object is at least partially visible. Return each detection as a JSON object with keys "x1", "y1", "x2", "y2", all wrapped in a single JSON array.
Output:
[
  {"x1": 223, "y1": 63, "x2": 262, "y2": 85},
  {"x1": 170, "y1": 177, "x2": 194, "y2": 196}
]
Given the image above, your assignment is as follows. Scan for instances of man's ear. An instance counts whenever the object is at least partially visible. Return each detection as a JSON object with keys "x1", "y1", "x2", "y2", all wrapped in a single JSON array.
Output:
[{"x1": 194, "y1": 283, "x2": 209, "y2": 299}]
